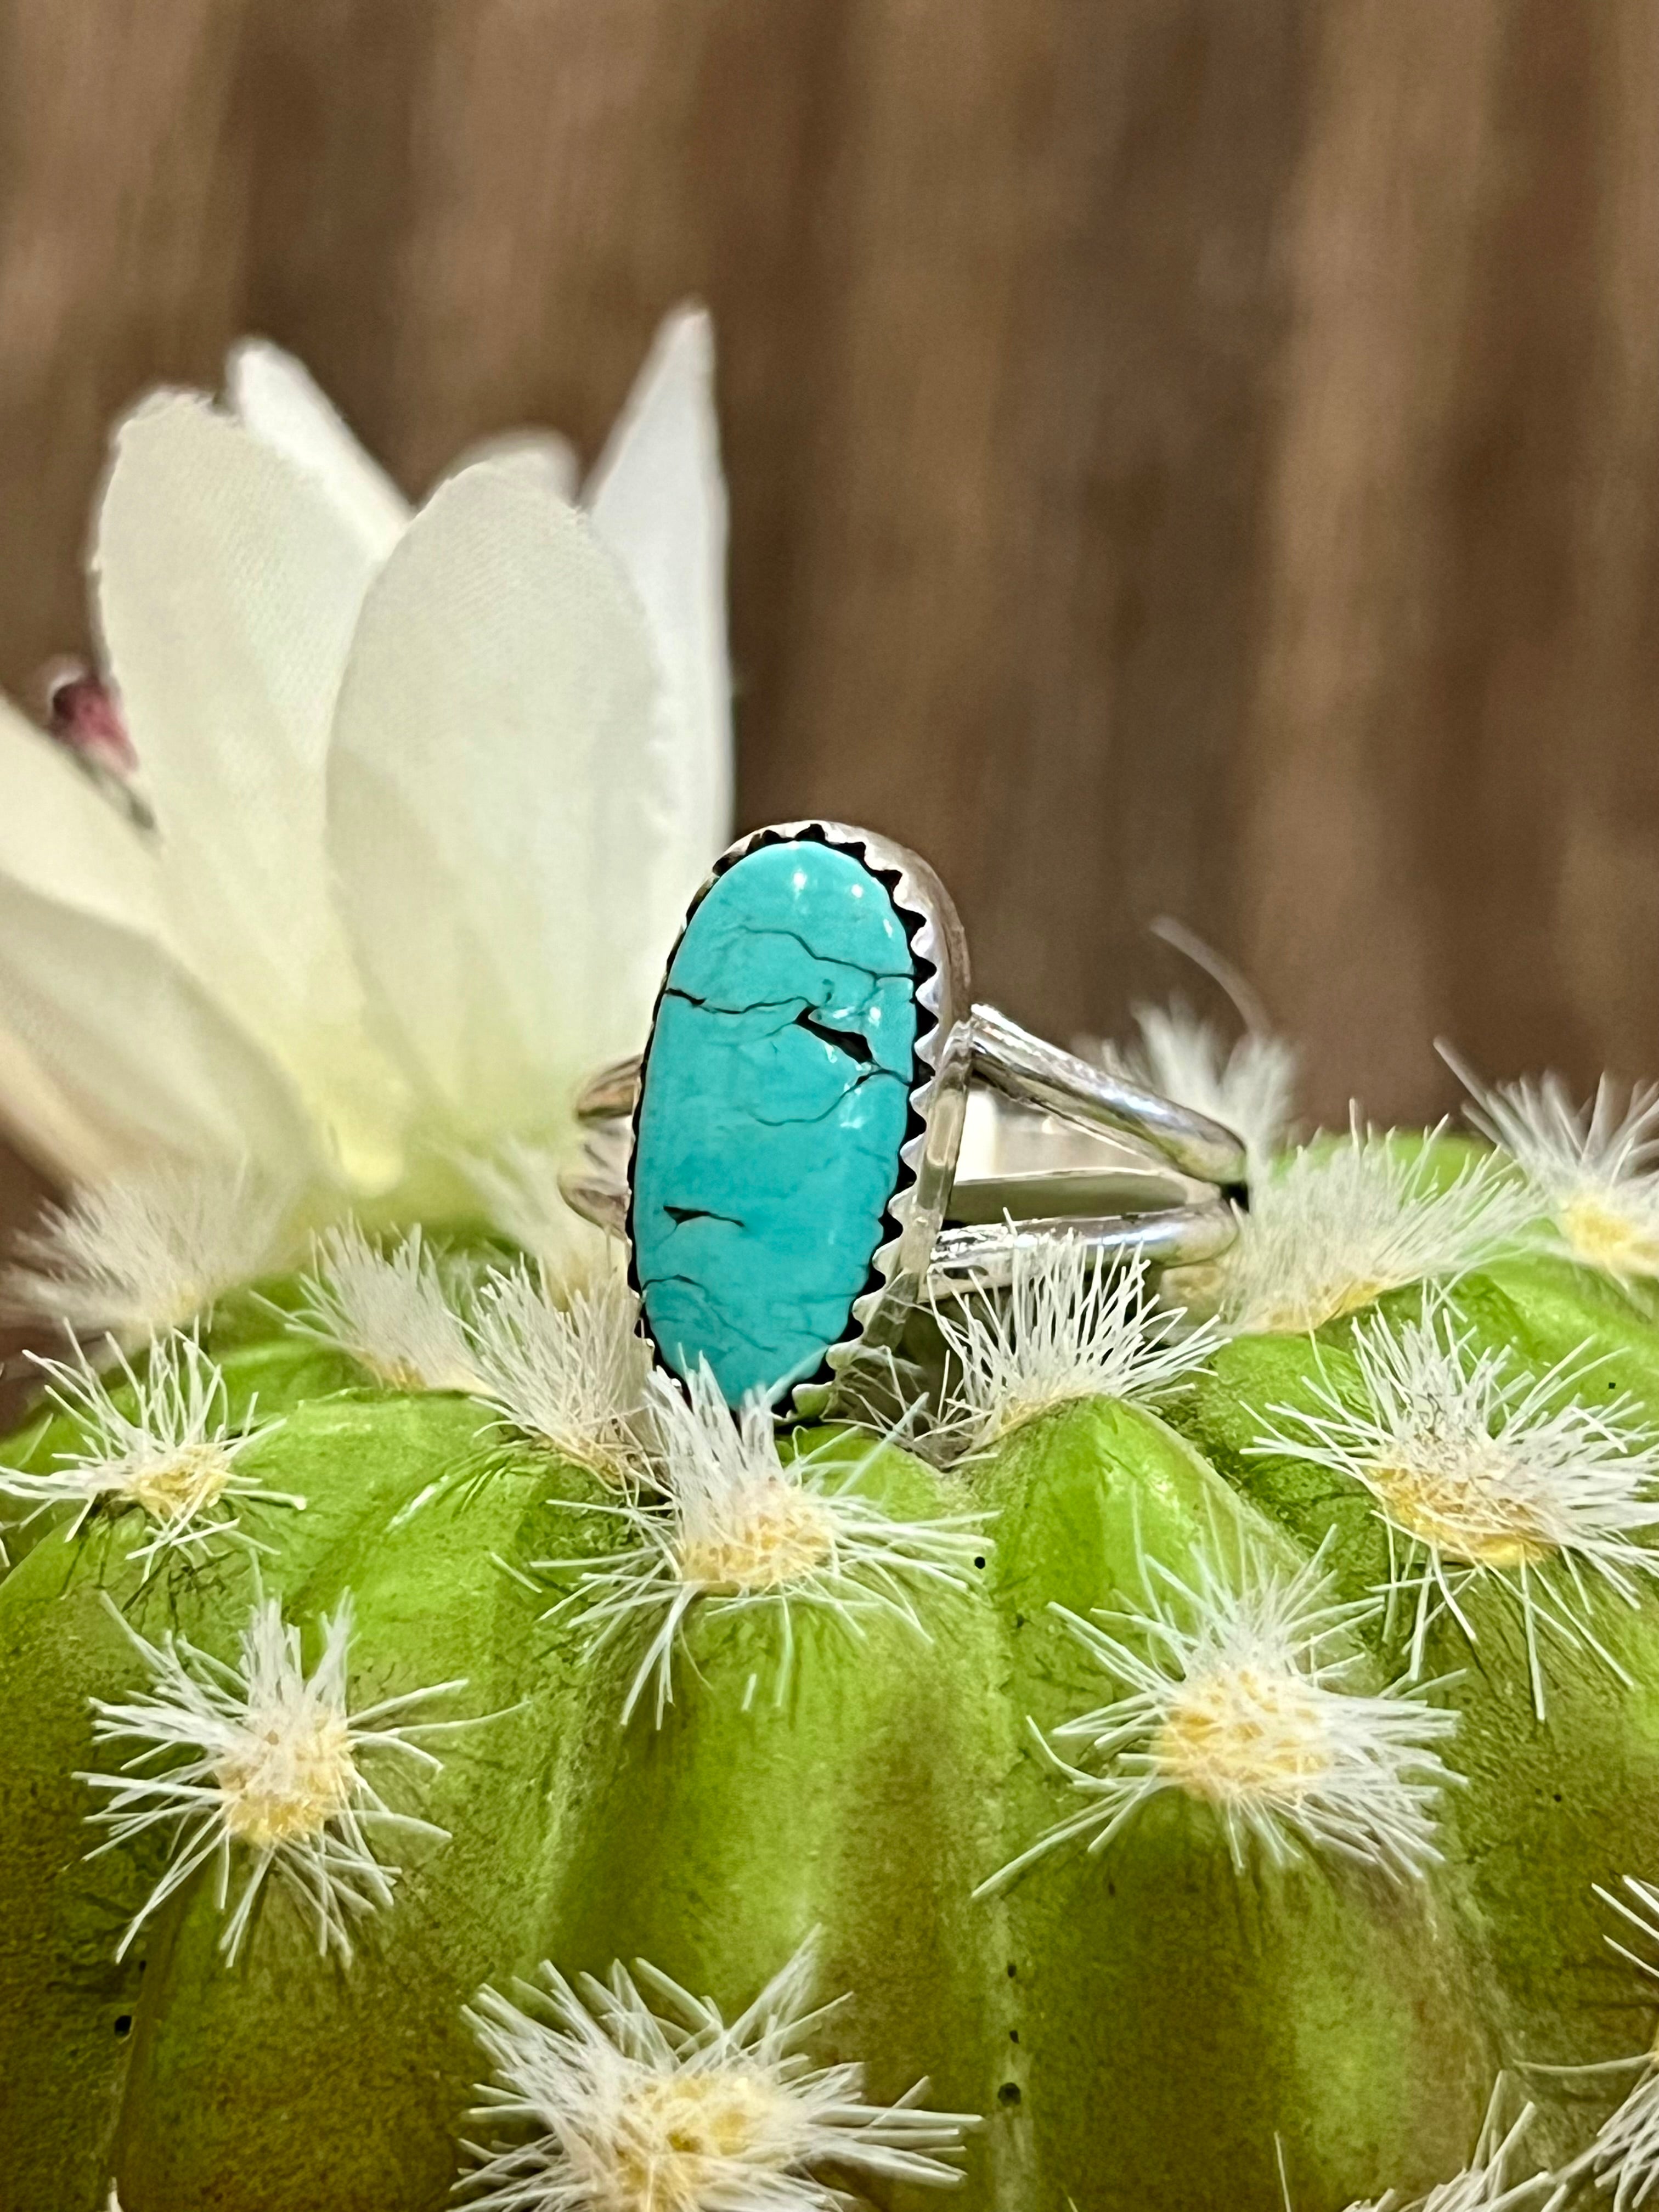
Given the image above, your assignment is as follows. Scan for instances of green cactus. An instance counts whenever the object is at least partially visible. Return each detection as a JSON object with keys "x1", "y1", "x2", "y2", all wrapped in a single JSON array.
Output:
[{"x1": 6, "y1": 1112, "x2": 1659, "y2": 2210}]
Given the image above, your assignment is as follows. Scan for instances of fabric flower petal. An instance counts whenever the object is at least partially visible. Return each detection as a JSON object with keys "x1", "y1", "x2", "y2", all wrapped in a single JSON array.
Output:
[
  {"x1": 0, "y1": 696, "x2": 198, "y2": 1176},
  {"x1": 438, "y1": 428, "x2": 581, "y2": 505},
  {"x1": 94, "y1": 392, "x2": 409, "y2": 1193},
  {"x1": 0, "y1": 692, "x2": 161, "y2": 933},
  {"x1": 0, "y1": 1019, "x2": 120, "y2": 1185},
  {"x1": 586, "y1": 303, "x2": 732, "y2": 897},
  {"x1": 0, "y1": 876, "x2": 320, "y2": 1178},
  {"x1": 226, "y1": 340, "x2": 410, "y2": 563},
  {"x1": 326, "y1": 460, "x2": 667, "y2": 1155}
]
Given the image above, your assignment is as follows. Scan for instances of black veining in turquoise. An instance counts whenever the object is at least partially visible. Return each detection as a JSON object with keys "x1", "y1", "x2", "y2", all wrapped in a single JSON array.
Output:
[{"x1": 630, "y1": 836, "x2": 921, "y2": 1404}]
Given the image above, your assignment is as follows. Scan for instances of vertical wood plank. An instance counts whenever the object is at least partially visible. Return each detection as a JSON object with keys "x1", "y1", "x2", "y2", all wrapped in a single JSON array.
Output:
[
  {"x1": 1238, "y1": 0, "x2": 1509, "y2": 1121},
  {"x1": 0, "y1": 0, "x2": 1654, "y2": 1195}
]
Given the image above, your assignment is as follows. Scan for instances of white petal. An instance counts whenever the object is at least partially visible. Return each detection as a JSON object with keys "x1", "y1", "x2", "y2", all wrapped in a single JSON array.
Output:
[
  {"x1": 225, "y1": 340, "x2": 409, "y2": 563},
  {"x1": 586, "y1": 304, "x2": 732, "y2": 891},
  {"x1": 0, "y1": 1018, "x2": 120, "y2": 1184},
  {"x1": 438, "y1": 428, "x2": 581, "y2": 505},
  {"x1": 0, "y1": 878, "x2": 319, "y2": 1178},
  {"x1": 0, "y1": 694, "x2": 178, "y2": 1177},
  {"x1": 0, "y1": 691, "x2": 162, "y2": 932},
  {"x1": 0, "y1": 692, "x2": 310, "y2": 1181},
  {"x1": 327, "y1": 460, "x2": 668, "y2": 1152},
  {"x1": 94, "y1": 392, "x2": 409, "y2": 1192}
]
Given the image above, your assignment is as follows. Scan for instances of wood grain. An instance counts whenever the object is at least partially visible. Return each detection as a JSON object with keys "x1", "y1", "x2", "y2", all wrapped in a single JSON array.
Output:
[{"x1": 0, "y1": 0, "x2": 1654, "y2": 1221}]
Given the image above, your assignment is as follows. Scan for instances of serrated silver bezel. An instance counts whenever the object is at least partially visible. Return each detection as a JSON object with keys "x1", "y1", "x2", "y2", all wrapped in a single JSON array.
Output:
[{"x1": 624, "y1": 818, "x2": 972, "y2": 1409}]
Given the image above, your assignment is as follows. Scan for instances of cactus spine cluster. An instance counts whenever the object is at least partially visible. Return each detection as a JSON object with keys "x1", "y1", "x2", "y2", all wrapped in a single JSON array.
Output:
[{"x1": 7, "y1": 1081, "x2": 1659, "y2": 2209}]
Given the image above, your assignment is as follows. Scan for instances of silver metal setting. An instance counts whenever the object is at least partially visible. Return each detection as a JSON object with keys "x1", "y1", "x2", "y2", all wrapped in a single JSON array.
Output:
[{"x1": 565, "y1": 819, "x2": 1248, "y2": 1405}]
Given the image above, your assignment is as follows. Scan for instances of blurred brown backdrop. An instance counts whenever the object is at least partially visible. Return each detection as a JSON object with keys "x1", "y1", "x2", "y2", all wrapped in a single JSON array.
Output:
[{"x1": 2, "y1": 0, "x2": 1657, "y2": 1261}]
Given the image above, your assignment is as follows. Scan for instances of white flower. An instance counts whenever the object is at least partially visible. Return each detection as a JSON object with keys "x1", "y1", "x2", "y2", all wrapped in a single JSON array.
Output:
[
  {"x1": 0, "y1": 309, "x2": 730, "y2": 1282},
  {"x1": 933, "y1": 1239, "x2": 1223, "y2": 1452},
  {"x1": 2, "y1": 1158, "x2": 291, "y2": 1335},
  {"x1": 977, "y1": 1532, "x2": 1458, "y2": 1898},
  {"x1": 0, "y1": 1329, "x2": 295, "y2": 1573},
  {"x1": 460, "y1": 1933, "x2": 977, "y2": 2210},
  {"x1": 1214, "y1": 1124, "x2": 1533, "y2": 1335},
  {"x1": 467, "y1": 1261, "x2": 650, "y2": 1481},
  {"x1": 535, "y1": 1364, "x2": 985, "y2": 1725},
  {"x1": 1250, "y1": 1299, "x2": 1659, "y2": 1718},
  {"x1": 81, "y1": 1593, "x2": 465, "y2": 1962},
  {"x1": 1445, "y1": 1048, "x2": 1659, "y2": 1285},
  {"x1": 287, "y1": 1222, "x2": 484, "y2": 1393},
  {"x1": 1105, "y1": 999, "x2": 1297, "y2": 1174}
]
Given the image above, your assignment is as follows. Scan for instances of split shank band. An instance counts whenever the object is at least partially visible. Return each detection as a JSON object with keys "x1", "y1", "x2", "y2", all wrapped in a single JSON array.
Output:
[{"x1": 568, "y1": 1001, "x2": 1245, "y2": 1294}]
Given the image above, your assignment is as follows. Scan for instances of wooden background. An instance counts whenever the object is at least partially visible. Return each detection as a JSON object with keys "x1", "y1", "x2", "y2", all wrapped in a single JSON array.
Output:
[{"x1": 2, "y1": 0, "x2": 1658, "y2": 1258}]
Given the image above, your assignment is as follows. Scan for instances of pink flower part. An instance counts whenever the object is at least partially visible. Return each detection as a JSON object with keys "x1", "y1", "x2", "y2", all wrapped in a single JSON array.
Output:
[{"x1": 42, "y1": 659, "x2": 138, "y2": 777}]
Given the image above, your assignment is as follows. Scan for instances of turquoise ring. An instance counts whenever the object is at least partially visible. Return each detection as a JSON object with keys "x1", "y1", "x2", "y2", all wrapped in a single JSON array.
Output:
[{"x1": 566, "y1": 821, "x2": 1247, "y2": 1412}]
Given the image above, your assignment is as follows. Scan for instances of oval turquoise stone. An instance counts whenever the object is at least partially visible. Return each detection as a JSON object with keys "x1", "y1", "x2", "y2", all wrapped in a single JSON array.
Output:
[{"x1": 631, "y1": 838, "x2": 921, "y2": 1405}]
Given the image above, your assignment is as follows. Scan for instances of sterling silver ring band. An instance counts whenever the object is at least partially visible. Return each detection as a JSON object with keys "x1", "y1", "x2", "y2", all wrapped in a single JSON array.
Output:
[{"x1": 565, "y1": 1003, "x2": 1245, "y2": 1296}]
